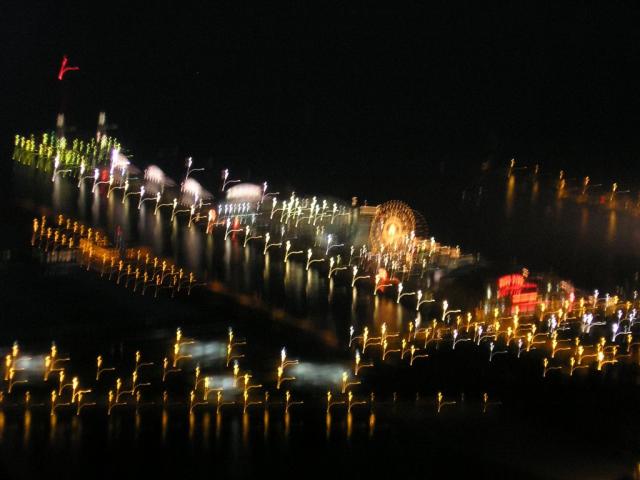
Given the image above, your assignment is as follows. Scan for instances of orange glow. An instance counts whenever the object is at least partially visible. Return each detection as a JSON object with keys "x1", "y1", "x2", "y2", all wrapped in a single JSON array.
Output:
[
  {"x1": 387, "y1": 223, "x2": 397, "y2": 237},
  {"x1": 377, "y1": 268, "x2": 388, "y2": 282}
]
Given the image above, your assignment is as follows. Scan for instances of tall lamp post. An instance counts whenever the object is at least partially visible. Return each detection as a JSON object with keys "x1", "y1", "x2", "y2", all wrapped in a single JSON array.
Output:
[
  {"x1": 184, "y1": 157, "x2": 204, "y2": 183},
  {"x1": 221, "y1": 168, "x2": 241, "y2": 191}
]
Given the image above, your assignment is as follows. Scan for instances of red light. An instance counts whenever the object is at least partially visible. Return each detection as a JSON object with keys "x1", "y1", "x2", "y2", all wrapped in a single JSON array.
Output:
[
  {"x1": 497, "y1": 273, "x2": 538, "y2": 314},
  {"x1": 498, "y1": 274, "x2": 525, "y2": 298},
  {"x1": 58, "y1": 55, "x2": 79, "y2": 81}
]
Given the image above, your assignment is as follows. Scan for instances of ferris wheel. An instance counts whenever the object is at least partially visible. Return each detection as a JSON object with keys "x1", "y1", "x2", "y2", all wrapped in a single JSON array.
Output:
[{"x1": 368, "y1": 200, "x2": 418, "y2": 253}]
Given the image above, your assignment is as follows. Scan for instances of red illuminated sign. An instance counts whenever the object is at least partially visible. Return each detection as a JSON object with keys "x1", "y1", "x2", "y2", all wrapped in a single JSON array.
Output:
[{"x1": 497, "y1": 273, "x2": 538, "y2": 313}]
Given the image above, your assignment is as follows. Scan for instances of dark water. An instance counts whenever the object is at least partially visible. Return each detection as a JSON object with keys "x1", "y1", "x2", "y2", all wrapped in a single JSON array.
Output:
[
  {"x1": 2, "y1": 163, "x2": 640, "y2": 479},
  {"x1": 451, "y1": 172, "x2": 640, "y2": 292}
]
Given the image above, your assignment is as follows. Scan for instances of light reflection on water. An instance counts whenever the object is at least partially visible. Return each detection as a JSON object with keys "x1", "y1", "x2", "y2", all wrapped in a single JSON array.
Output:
[
  {"x1": 580, "y1": 207, "x2": 589, "y2": 236},
  {"x1": 182, "y1": 223, "x2": 203, "y2": 272},
  {"x1": 8, "y1": 164, "x2": 640, "y2": 478},
  {"x1": 20, "y1": 166, "x2": 417, "y2": 347},
  {"x1": 456, "y1": 172, "x2": 640, "y2": 290},
  {"x1": 531, "y1": 178, "x2": 539, "y2": 205},
  {"x1": 607, "y1": 209, "x2": 617, "y2": 244},
  {"x1": 505, "y1": 174, "x2": 515, "y2": 218},
  {"x1": 21, "y1": 164, "x2": 640, "y2": 342}
]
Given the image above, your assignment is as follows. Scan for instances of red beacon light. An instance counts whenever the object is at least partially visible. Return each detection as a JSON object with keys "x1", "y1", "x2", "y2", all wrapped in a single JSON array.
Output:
[{"x1": 58, "y1": 55, "x2": 79, "y2": 81}]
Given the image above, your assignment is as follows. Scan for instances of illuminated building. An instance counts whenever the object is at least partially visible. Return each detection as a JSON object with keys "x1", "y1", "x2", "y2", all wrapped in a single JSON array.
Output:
[{"x1": 497, "y1": 273, "x2": 538, "y2": 314}]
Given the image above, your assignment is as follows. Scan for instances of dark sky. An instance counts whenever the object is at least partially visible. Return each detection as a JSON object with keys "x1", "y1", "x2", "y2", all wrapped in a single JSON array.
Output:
[{"x1": 4, "y1": 2, "x2": 640, "y2": 204}]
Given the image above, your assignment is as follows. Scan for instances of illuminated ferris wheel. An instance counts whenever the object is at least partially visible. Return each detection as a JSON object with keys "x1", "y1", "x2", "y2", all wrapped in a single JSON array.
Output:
[{"x1": 368, "y1": 200, "x2": 418, "y2": 253}]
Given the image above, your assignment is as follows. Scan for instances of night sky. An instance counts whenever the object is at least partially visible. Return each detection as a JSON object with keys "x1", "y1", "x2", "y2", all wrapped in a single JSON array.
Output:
[{"x1": 4, "y1": 2, "x2": 640, "y2": 204}]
